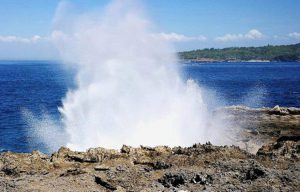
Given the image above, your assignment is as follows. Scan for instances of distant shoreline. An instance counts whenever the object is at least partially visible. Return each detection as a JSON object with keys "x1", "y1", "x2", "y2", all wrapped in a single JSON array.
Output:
[
  {"x1": 179, "y1": 43, "x2": 300, "y2": 63},
  {"x1": 181, "y1": 59, "x2": 300, "y2": 63}
]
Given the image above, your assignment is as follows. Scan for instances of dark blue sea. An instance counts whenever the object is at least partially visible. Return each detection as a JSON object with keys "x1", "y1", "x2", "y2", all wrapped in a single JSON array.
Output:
[{"x1": 1, "y1": 61, "x2": 300, "y2": 153}]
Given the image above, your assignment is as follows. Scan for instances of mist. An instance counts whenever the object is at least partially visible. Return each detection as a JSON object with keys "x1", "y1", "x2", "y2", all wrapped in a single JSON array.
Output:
[{"x1": 28, "y1": 0, "x2": 229, "y2": 151}]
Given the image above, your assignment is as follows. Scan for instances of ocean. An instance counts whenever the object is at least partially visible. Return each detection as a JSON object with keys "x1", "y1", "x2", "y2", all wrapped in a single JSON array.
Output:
[{"x1": 1, "y1": 61, "x2": 300, "y2": 153}]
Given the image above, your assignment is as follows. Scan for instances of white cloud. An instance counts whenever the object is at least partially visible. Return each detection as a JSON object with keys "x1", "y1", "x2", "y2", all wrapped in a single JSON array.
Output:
[
  {"x1": 0, "y1": 35, "x2": 58, "y2": 60},
  {"x1": 244, "y1": 29, "x2": 263, "y2": 39},
  {"x1": 288, "y1": 32, "x2": 300, "y2": 39},
  {"x1": 155, "y1": 32, "x2": 207, "y2": 42},
  {"x1": 215, "y1": 29, "x2": 264, "y2": 42},
  {"x1": 0, "y1": 35, "x2": 42, "y2": 43}
]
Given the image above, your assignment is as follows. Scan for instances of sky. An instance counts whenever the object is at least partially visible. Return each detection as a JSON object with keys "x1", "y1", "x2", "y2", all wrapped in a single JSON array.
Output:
[{"x1": 0, "y1": 0, "x2": 300, "y2": 60}]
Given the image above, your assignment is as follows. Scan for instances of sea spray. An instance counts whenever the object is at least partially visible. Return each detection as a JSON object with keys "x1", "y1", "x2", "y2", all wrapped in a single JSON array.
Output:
[
  {"x1": 23, "y1": 108, "x2": 66, "y2": 152},
  {"x1": 32, "y1": 1, "x2": 229, "y2": 151}
]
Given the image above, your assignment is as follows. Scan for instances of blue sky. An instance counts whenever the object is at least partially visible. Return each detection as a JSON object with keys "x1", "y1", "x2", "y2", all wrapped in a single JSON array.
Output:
[{"x1": 0, "y1": 0, "x2": 300, "y2": 59}]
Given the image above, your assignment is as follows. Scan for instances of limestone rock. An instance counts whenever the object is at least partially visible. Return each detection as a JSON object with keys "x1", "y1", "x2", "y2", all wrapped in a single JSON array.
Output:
[{"x1": 1, "y1": 106, "x2": 300, "y2": 191}]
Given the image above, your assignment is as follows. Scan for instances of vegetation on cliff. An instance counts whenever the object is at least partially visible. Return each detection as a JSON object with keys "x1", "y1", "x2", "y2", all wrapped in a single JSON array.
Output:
[{"x1": 179, "y1": 43, "x2": 300, "y2": 61}]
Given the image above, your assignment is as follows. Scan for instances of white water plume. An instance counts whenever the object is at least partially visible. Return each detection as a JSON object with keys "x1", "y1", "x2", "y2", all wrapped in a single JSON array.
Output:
[
  {"x1": 48, "y1": 1, "x2": 227, "y2": 151},
  {"x1": 23, "y1": 108, "x2": 66, "y2": 152}
]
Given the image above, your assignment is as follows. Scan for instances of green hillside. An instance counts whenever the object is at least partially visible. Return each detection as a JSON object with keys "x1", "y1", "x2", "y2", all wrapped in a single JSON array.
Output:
[{"x1": 179, "y1": 43, "x2": 300, "y2": 61}]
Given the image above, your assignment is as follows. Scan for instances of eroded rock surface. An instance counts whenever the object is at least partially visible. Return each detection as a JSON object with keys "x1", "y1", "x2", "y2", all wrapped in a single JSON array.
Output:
[
  {"x1": 0, "y1": 141, "x2": 299, "y2": 191},
  {"x1": 217, "y1": 105, "x2": 300, "y2": 153},
  {"x1": 1, "y1": 106, "x2": 299, "y2": 191}
]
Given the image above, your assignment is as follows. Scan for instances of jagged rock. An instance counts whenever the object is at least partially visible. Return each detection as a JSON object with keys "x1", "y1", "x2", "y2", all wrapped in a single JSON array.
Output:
[
  {"x1": 120, "y1": 145, "x2": 132, "y2": 154},
  {"x1": 277, "y1": 135, "x2": 300, "y2": 142},
  {"x1": 140, "y1": 161, "x2": 172, "y2": 172},
  {"x1": 158, "y1": 172, "x2": 188, "y2": 188},
  {"x1": 94, "y1": 175, "x2": 116, "y2": 190},
  {"x1": 60, "y1": 168, "x2": 86, "y2": 176},
  {"x1": 221, "y1": 105, "x2": 300, "y2": 115},
  {"x1": 269, "y1": 105, "x2": 289, "y2": 115},
  {"x1": 1, "y1": 106, "x2": 298, "y2": 190},
  {"x1": 153, "y1": 161, "x2": 172, "y2": 170},
  {"x1": 1, "y1": 165, "x2": 20, "y2": 177},
  {"x1": 191, "y1": 173, "x2": 213, "y2": 185},
  {"x1": 31, "y1": 150, "x2": 49, "y2": 160},
  {"x1": 94, "y1": 165, "x2": 110, "y2": 171},
  {"x1": 51, "y1": 147, "x2": 122, "y2": 163},
  {"x1": 257, "y1": 140, "x2": 299, "y2": 159},
  {"x1": 287, "y1": 107, "x2": 300, "y2": 114},
  {"x1": 217, "y1": 105, "x2": 300, "y2": 154},
  {"x1": 245, "y1": 164, "x2": 266, "y2": 180}
]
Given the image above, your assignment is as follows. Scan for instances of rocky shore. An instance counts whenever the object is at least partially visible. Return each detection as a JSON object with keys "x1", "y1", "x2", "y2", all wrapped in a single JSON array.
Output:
[
  {"x1": 1, "y1": 106, "x2": 299, "y2": 191},
  {"x1": 217, "y1": 105, "x2": 300, "y2": 153}
]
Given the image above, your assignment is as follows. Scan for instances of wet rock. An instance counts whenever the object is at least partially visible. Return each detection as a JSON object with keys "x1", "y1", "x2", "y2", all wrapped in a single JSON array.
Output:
[
  {"x1": 277, "y1": 135, "x2": 300, "y2": 142},
  {"x1": 191, "y1": 173, "x2": 213, "y2": 185},
  {"x1": 158, "y1": 172, "x2": 188, "y2": 188},
  {"x1": 153, "y1": 161, "x2": 172, "y2": 170},
  {"x1": 245, "y1": 166, "x2": 266, "y2": 180},
  {"x1": 217, "y1": 105, "x2": 300, "y2": 154},
  {"x1": 287, "y1": 107, "x2": 300, "y2": 115},
  {"x1": 269, "y1": 105, "x2": 289, "y2": 115},
  {"x1": 1, "y1": 165, "x2": 20, "y2": 177},
  {"x1": 0, "y1": 136, "x2": 299, "y2": 191}
]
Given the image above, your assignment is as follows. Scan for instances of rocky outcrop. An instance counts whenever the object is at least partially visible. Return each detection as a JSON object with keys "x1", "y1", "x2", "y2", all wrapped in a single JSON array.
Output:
[
  {"x1": 0, "y1": 141, "x2": 299, "y2": 191},
  {"x1": 0, "y1": 105, "x2": 299, "y2": 191},
  {"x1": 257, "y1": 139, "x2": 300, "y2": 160},
  {"x1": 217, "y1": 105, "x2": 300, "y2": 153}
]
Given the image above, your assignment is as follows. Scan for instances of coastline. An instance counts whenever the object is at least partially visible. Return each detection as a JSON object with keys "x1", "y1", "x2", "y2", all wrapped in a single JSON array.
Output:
[
  {"x1": 181, "y1": 58, "x2": 300, "y2": 63},
  {"x1": 1, "y1": 105, "x2": 299, "y2": 191},
  {"x1": 178, "y1": 43, "x2": 300, "y2": 63}
]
